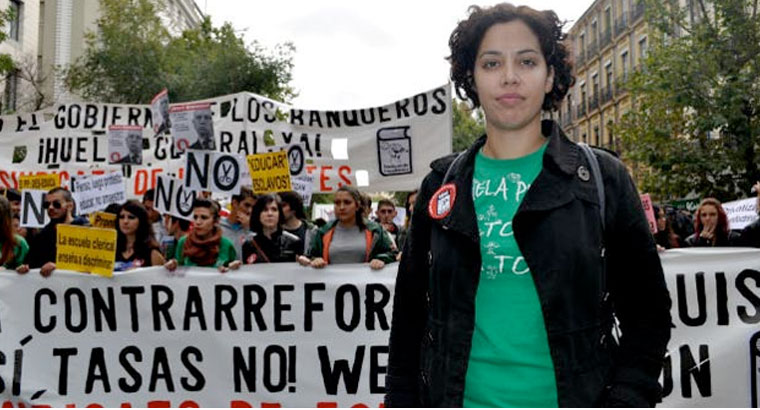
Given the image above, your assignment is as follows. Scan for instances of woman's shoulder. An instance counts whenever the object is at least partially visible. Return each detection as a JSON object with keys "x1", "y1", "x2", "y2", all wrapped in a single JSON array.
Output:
[
  {"x1": 13, "y1": 234, "x2": 28, "y2": 248},
  {"x1": 220, "y1": 235, "x2": 236, "y2": 248}
]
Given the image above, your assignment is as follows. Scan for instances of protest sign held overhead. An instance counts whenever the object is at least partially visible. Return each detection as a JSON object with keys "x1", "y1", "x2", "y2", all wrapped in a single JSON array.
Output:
[
  {"x1": 20, "y1": 189, "x2": 48, "y2": 228},
  {"x1": 184, "y1": 150, "x2": 245, "y2": 195},
  {"x1": 72, "y1": 172, "x2": 126, "y2": 215},
  {"x1": 170, "y1": 103, "x2": 215, "y2": 152},
  {"x1": 151, "y1": 88, "x2": 171, "y2": 135},
  {"x1": 18, "y1": 174, "x2": 60, "y2": 191},
  {"x1": 90, "y1": 211, "x2": 117, "y2": 229},
  {"x1": 247, "y1": 150, "x2": 292, "y2": 193},
  {"x1": 640, "y1": 193, "x2": 657, "y2": 234},
  {"x1": 0, "y1": 85, "x2": 451, "y2": 197},
  {"x1": 55, "y1": 225, "x2": 117, "y2": 277},
  {"x1": 108, "y1": 125, "x2": 144, "y2": 165},
  {"x1": 155, "y1": 174, "x2": 197, "y2": 220},
  {"x1": 723, "y1": 197, "x2": 758, "y2": 230}
]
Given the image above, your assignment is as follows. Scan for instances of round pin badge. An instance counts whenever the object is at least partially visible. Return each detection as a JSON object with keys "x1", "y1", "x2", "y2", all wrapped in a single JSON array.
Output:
[
  {"x1": 177, "y1": 138, "x2": 190, "y2": 151},
  {"x1": 110, "y1": 152, "x2": 122, "y2": 163},
  {"x1": 428, "y1": 183, "x2": 457, "y2": 220}
]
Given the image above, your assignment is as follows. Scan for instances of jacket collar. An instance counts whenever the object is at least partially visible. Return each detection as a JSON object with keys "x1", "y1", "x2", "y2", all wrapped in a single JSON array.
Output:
[{"x1": 430, "y1": 120, "x2": 585, "y2": 241}]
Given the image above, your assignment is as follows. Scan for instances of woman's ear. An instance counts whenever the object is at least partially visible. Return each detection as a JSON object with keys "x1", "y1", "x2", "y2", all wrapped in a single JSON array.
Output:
[{"x1": 545, "y1": 66, "x2": 555, "y2": 94}]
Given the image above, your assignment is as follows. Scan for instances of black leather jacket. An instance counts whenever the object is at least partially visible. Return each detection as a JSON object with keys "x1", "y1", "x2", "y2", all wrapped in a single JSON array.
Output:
[{"x1": 385, "y1": 121, "x2": 672, "y2": 407}]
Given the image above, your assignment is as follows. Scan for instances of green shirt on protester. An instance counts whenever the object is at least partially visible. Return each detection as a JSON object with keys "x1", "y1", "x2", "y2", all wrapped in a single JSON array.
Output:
[
  {"x1": 175, "y1": 235, "x2": 237, "y2": 268},
  {"x1": 463, "y1": 141, "x2": 559, "y2": 408},
  {"x1": 1, "y1": 234, "x2": 28, "y2": 269}
]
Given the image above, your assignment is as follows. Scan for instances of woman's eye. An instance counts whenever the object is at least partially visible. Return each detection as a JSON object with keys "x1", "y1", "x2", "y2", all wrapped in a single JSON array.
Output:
[
  {"x1": 521, "y1": 59, "x2": 536, "y2": 66},
  {"x1": 482, "y1": 60, "x2": 499, "y2": 69}
]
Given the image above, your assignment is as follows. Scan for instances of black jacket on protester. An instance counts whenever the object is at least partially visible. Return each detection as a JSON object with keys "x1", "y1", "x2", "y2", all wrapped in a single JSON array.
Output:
[
  {"x1": 27, "y1": 216, "x2": 90, "y2": 268},
  {"x1": 242, "y1": 230, "x2": 303, "y2": 263},
  {"x1": 684, "y1": 230, "x2": 741, "y2": 247},
  {"x1": 385, "y1": 120, "x2": 672, "y2": 407},
  {"x1": 740, "y1": 219, "x2": 760, "y2": 247}
]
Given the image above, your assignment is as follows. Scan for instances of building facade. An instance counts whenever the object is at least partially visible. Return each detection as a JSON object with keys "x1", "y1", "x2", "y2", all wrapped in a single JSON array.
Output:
[
  {"x1": 560, "y1": 0, "x2": 648, "y2": 152},
  {"x1": 36, "y1": 0, "x2": 203, "y2": 106},
  {"x1": 0, "y1": 0, "x2": 41, "y2": 112}
]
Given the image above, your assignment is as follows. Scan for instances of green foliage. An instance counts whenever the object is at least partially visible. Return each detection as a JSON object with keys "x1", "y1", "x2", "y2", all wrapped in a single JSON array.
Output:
[
  {"x1": 65, "y1": 0, "x2": 294, "y2": 104},
  {"x1": 0, "y1": 6, "x2": 17, "y2": 76},
  {"x1": 452, "y1": 99, "x2": 485, "y2": 152},
  {"x1": 616, "y1": 0, "x2": 760, "y2": 202}
]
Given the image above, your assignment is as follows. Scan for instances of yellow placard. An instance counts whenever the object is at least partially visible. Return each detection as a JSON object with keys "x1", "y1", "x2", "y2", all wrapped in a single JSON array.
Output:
[
  {"x1": 246, "y1": 151, "x2": 292, "y2": 193},
  {"x1": 56, "y1": 225, "x2": 117, "y2": 277},
  {"x1": 90, "y1": 212, "x2": 117, "y2": 229},
  {"x1": 19, "y1": 174, "x2": 60, "y2": 191}
]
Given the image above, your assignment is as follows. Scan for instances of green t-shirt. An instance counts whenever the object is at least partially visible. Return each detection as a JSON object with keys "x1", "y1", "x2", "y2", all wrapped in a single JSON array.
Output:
[
  {"x1": 175, "y1": 235, "x2": 237, "y2": 268},
  {"x1": 1, "y1": 234, "x2": 29, "y2": 269},
  {"x1": 463, "y1": 141, "x2": 558, "y2": 408}
]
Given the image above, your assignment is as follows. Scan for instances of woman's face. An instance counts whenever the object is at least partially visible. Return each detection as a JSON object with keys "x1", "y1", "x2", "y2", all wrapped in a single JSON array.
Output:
[
  {"x1": 119, "y1": 209, "x2": 139, "y2": 236},
  {"x1": 699, "y1": 205, "x2": 719, "y2": 229},
  {"x1": 192, "y1": 207, "x2": 216, "y2": 237},
  {"x1": 472, "y1": 20, "x2": 553, "y2": 133},
  {"x1": 334, "y1": 191, "x2": 358, "y2": 225},
  {"x1": 259, "y1": 201, "x2": 280, "y2": 230},
  {"x1": 656, "y1": 209, "x2": 667, "y2": 232}
]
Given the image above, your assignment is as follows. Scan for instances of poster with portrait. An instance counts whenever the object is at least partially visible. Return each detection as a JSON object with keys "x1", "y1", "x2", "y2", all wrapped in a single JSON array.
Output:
[
  {"x1": 169, "y1": 102, "x2": 215, "y2": 152},
  {"x1": 151, "y1": 88, "x2": 170, "y2": 135},
  {"x1": 107, "y1": 125, "x2": 143, "y2": 165}
]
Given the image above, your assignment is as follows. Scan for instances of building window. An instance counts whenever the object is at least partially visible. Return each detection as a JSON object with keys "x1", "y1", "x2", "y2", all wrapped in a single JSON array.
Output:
[
  {"x1": 639, "y1": 36, "x2": 648, "y2": 60},
  {"x1": 594, "y1": 126, "x2": 600, "y2": 146},
  {"x1": 621, "y1": 50, "x2": 629, "y2": 78},
  {"x1": 4, "y1": 70, "x2": 19, "y2": 112},
  {"x1": 9, "y1": 0, "x2": 21, "y2": 41}
]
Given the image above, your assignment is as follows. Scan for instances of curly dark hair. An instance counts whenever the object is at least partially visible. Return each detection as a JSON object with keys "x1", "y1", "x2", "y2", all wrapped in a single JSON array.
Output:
[{"x1": 448, "y1": 3, "x2": 574, "y2": 111}]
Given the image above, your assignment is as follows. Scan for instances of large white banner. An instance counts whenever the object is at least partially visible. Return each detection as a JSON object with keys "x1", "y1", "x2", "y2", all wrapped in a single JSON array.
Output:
[
  {"x1": 1, "y1": 249, "x2": 757, "y2": 407},
  {"x1": 0, "y1": 86, "x2": 451, "y2": 198}
]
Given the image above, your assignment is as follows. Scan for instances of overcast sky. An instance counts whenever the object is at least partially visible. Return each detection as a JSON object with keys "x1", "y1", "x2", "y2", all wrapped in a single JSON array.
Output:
[{"x1": 203, "y1": 1, "x2": 590, "y2": 110}]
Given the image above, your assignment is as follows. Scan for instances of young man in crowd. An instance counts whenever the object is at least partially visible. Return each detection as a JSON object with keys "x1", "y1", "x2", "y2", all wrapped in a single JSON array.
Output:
[
  {"x1": 220, "y1": 187, "x2": 255, "y2": 258},
  {"x1": 17, "y1": 187, "x2": 89, "y2": 276},
  {"x1": 161, "y1": 215, "x2": 192, "y2": 260},
  {"x1": 143, "y1": 189, "x2": 168, "y2": 242},
  {"x1": 376, "y1": 198, "x2": 403, "y2": 244},
  {"x1": 279, "y1": 190, "x2": 315, "y2": 255}
]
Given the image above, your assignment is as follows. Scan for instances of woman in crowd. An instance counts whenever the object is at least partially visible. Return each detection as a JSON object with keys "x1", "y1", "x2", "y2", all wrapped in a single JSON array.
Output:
[
  {"x1": 297, "y1": 186, "x2": 395, "y2": 269},
  {"x1": 685, "y1": 197, "x2": 740, "y2": 247},
  {"x1": 652, "y1": 204, "x2": 683, "y2": 250},
  {"x1": 0, "y1": 196, "x2": 28, "y2": 269},
  {"x1": 164, "y1": 198, "x2": 241, "y2": 272},
  {"x1": 242, "y1": 194, "x2": 303, "y2": 263},
  {"x1": 115, "y1": 200, "x2": 164, "y2": 270},
  {"x1": 386, "y1": 4, "x2": 670, "y2": 407}
]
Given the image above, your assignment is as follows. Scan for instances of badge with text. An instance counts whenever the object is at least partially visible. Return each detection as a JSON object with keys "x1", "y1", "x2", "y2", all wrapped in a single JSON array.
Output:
[{"x1": 428, "y1": 183, "x2": 456, "y2": 220}]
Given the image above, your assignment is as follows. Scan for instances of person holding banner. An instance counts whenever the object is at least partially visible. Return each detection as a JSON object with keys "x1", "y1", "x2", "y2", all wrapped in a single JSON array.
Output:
[
  {"x1": 386, "y1": 4, "x2": 671, "y2": 408},
  {"x1": 279, "y1": 190, "x2": 316, "y2": 255},
  {"x1": 17, "y1": 187, "x2": 89, "y2": 276},
  {"x1": 164, "y1": 198, "x2": 241, "y2": 272},
  {"x1": 684, "y1": 198, "x2": 741, "y2": 247},
  {"x1": 297, "y1": 186, "x2": 396, "y2": 269},
  {"x1": 115, "y1": 200, "x2": 165, "y2": 270},
  {"x1": 0, "y1": 196, "x2": 28, "y2": 269},
  {"x1": 652, "y1": 204, "x2": 683, "y2": 250},
  {"x1": 220, "y1": 187, "x2": 256, "y2": 259},
  {"x1": 739, "y1": 181, "x2": 760, "y2": 247},
  {"x1": 242, "y1": 194, "x2": 302, "y2": 264}
]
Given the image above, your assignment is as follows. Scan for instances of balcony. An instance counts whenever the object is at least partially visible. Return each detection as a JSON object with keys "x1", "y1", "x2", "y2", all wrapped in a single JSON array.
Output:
[
  {"x1": 601, "y1": 86, "x2": 613, "y2": 104},
  {"x1": 576, "y1": 49, "x2": 586, "y2": 67},
  {"x1": 589, "y1": 94, "x2": 600, "y2": 111},
  {"x1": 615, "y1": 74, "x2": 629, "y2": 96},
  {"x1": 600, "y1": 29, "x2": 612, "y2": 49},
  {"x1": 588, "y1": 39, "x2": 599, "y2": 57},
  {"x1": 632, "y1": 1, "x2": 645, "y2": 22},
  {"x1": 577, "y1": 102, "x2": 587, "y2": 118},
  {"x1": 615, "y1": 13, "x2": 629, "y2": 36}
]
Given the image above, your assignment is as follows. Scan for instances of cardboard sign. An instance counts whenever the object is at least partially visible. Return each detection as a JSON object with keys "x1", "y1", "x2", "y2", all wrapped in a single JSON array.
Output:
[
  {"x1": 18, "y1": 174, "x2": 60, "y2": 191},
  {"x1": 55, "y1": 224, "x2": 117, "y2": 277},
  {"x1": 291, "y1": 174, "x2": 314, "y2": 207},
  {"x1": 90, "y1": 211, "x2": 117, "y2": 229},
  {"x1": 151, "y1": 88, "x2": 170, "y2": 134},
  {"x1": 640, "y1": 193, "x2": 657, "y2": 234},
  {"x1": 72, "y1": 172, "x2": 127, "y2": 215},
  {"x1": 184, "y1": 150, "x2": 245, "y2": 195},
  {"x1": 247, "y1": 151, "x2": 292, "y2": 193},
  {"x1": 108, "y1": 125, "x2": 143, "y2": 165},
  {"x1": 20, "y1": 189, "x2": 49, "y2": 228},
  {"x1": 169, "y1": 102, "x2": 215, "y2": 151},
  {"x1": 155, "y1": 174, "x2": 197, "y2": 220},
  {"x1": 723, "y1": 197, "x2": 759, "y2": 230}
]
